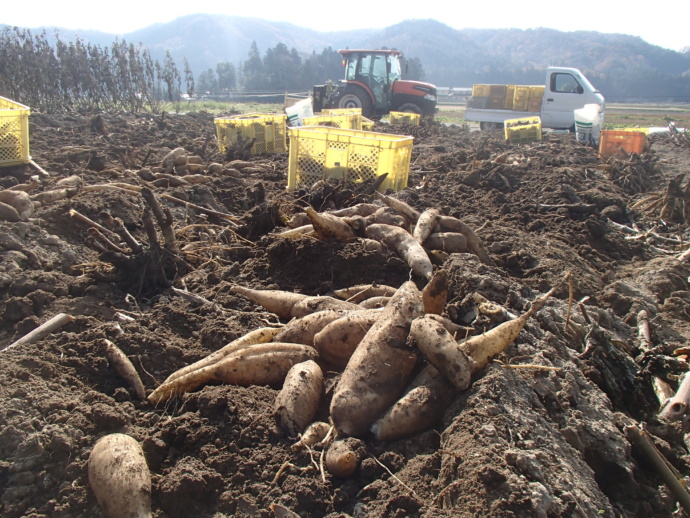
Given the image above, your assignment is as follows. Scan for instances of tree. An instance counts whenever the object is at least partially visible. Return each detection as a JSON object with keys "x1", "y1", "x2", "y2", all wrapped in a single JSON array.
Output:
[
  {"x1": 242, "y1": 41, "x2": 265, "y2": 90},
  {"x1": 216, "y1": 62, "x2": 236, "y2": 91},
  {"x1": 197, "y1": 69, "x2": 217, "y2": 94},
  {"x1": 184, "y1": 58, "x2": 195, "y2": 98},
  {"x1": 404, "y1": 57, "x2": 426, "y2": 81}
]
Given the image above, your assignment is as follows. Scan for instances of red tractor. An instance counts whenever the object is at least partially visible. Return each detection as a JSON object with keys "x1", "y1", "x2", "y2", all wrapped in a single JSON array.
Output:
[{"x1": 312, "y1": 49, "x2": 437, "y2": 118}]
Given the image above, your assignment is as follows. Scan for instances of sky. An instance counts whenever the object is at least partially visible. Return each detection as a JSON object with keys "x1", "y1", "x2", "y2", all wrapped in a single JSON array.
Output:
[{"x1": 2, "y1": 1, "x2": 688, "y2": 52}]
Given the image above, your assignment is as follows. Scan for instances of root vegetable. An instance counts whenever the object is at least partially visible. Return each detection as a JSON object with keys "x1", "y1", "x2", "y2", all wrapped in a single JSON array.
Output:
[
  {"x1": 329, "y1": 203, "x2": 380, "y2": 217},
  {"x1": 88, "y1": 433, "x2": 152, "y2": 518},
  {"x1": 374, "y1": 191, "x2": 420, "y2": 225},
  {"x1": 460, "y1": 288, "x2": 555, "y2": 372},
  {"x1": 413, "y1": 208, "x2": 440, "y2": 244},
  {"x1": 424, "y1": 313, "x2": 474, "y2": 338},
  {"x1": 330, "y1": 281, "x2": 423, "y2": 436},
  {"x1": 286, "y1": 212, "x2": 311, "y2": 228},
  {"x1": 359, "y1": 238, "x2": 385, "y2": 253},
  {"x1": 103, "y1": 339, "x2": 146, "y2": 400},
  {"x1": 410, "y1": 315, "x2": 473, "y2": 391},
  {"x1": 148, "y1": 343, "x2": 318, "y2": 403},
  {"x1": 438, "y1": 216, "x2": 494, "y2": 266},
  {"x1": 0, "y1": 200, "x2": 21, "y2": 222},
  {"x1": 325, "y1": 439, "x2": 361, "y2": 478},
  {"x1": 358, "y1": 296, "x2": 390, "y2": 309},
  {"x1": 371, "y1": 364, "x2": 457, "y2": 441},
  {"x1": 274, "y1": 360, "x2": 324, "y2": 437},
  {"x1": 364, "y1": 207, "x2": 408, "y2": 228},
  {"x1": 305, "y1": 206, "x2": 356, "y2": 242},
  {"x1": 273, "y1": 310, "x2": 346, "y2": 346},
  {"x1": 231, "y1": 285, "x2": 309, "y2": 319},
  {"x1": 423, "y1": 232, "x2": 468, "y2": 253},
  {"x1": 422, "y1": 269, "x2": 448, "y2": 315},
  {"x1": 290, "y1": 295, "x2": 361, "y2": 318},
  {"x1": 272, "y1": 224, "x2": 315, "y2": 239},
  {"x1": 313, "y1": 309, "x2": 381, "y2": 368},
  {"x1": 163, "y1": 326, "x2": 282, "y2": 384},
  {"x1": 332, "y1": 283, "x2": 398, "y2": 303},
  {"x1": 0, "y1": 189, "x2": 33, "y2": 220},
  {"x1": 292, "y1": 421, "x2": 331, "y2": 450},
  {"x1": 365, "y1": 223, "x2": 433, "y2": 280}
]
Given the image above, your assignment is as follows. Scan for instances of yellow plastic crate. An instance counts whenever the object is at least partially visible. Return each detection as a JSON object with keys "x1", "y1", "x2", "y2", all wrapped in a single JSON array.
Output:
[
  {"x1": 214, "y1": 113, "x2": 287, "y2": 156},
  {"x1": 512, "y1": 86, "x2": 531, "y2": 111},
  {"x1": 362, "y1": 117, "x2": 375, "y2": 131},
  {"x1": 0, "y1": 96, "x2": 31, "y2": 167},
  {"x1": 504, "y1": 86, "x2": 516, "y2": 109},
  {"x1": 322, "y1": 108, "x2": 362, "y2": 115},
  {"x1": 505, "y1": 116, "x2": 542, "y2": 144},
  {"x1": 472, "y1": 84, "x2": 491, "y2": 97},
  {"x1": 287, "y1": 126, "x2": 413, "y2": 193},
  {"x1": 389, "y1": 111, "x2": 421, "y2": 126},
  {"x1": 302, "y1": 113, "x2": 362, "y2": 130}
]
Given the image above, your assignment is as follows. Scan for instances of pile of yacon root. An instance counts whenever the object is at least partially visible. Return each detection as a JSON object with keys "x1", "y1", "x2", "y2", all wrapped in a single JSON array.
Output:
[{"x1": 75, "y1": 189, "x2": 565, "y2": 517}]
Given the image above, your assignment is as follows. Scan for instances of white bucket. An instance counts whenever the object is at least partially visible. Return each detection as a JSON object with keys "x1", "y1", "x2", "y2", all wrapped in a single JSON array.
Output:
[
  {"x1": 574, "y1": 104, "x2": 602, "y2": 145},
  {"x1": 285, "y1": 97, "x2": 314, "y2": 127}
]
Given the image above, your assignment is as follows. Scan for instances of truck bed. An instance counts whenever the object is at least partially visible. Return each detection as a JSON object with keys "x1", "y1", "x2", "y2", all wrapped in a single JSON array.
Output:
[{"x1": 464, "y1": 107, "x2": 540, "y2": 124}]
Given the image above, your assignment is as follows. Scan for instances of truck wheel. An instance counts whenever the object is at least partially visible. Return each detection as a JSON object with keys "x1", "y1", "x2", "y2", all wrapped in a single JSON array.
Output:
[
  {"x1": 337, "y1": 86, "x2": 374, "y2": 117},
  {"x1": 480, "y1": 122, "x2": 503, "y2": 131}
]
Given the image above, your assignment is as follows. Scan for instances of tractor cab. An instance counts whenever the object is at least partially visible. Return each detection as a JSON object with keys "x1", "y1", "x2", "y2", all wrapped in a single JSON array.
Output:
[{"x1": 313, "y1": 49, "x2": 437, "y2": 118}]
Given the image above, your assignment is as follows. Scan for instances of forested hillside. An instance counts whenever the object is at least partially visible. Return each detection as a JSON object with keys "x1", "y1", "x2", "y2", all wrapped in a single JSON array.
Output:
[{"x1": 2, "y1": 16, "x2": 690, "y2": 102}]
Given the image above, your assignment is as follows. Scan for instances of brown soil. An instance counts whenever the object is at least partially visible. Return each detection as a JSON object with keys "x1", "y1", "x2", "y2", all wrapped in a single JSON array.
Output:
[{"x1": 1, "y1": 112, "x2": 689, "y2": 518}]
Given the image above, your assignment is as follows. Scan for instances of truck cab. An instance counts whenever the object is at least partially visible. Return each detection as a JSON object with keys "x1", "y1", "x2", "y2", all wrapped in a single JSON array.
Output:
[
  {"x1": 313, "y1": 50, "x2": 437, "y2": 118},
  {"x1": 540, "y1": 67, "x2": 605, "y2": 129}
]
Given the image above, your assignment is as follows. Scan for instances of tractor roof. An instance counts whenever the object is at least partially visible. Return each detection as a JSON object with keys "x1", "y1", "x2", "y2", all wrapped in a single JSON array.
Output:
[{"x1": 338, "y1": 49, "x2": 403, "y2": 57}]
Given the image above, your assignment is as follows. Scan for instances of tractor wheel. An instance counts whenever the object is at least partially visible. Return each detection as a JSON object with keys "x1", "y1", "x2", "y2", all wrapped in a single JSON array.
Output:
[
  {"x1": 479, "y1": 121, "x2": 503, "y2": 131},
  {"x1": 337, "y1": 86, "x2": 374, "y2": 118},
  {"x1": 397, "y1": 103, "x2": 422, "y2": 114}
]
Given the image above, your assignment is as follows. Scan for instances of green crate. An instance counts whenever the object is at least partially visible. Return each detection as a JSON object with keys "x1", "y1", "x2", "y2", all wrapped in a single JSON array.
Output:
[
  {"x1": 214, "y1": 113, "x2": 287, "y2": 156},
  {"x1": 389, "y1": 111, "x2": 420, "y2": 126},
  {"x1": 287, "y1": 126, "x2": 413, "y2": 193},
  {"x1": 302, "y1": 113, "x2": 362, "y2": 130},
  {"x1": 0, "y1": 96, "x2": 31, "y2": 167},
  {"x1": 505, "y1": 116, "x2": 542, "y2": 144}
]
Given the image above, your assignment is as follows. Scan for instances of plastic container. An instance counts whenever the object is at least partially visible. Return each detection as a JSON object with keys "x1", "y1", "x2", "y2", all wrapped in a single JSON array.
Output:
[
  {"x1": 285, "y1": 97, "x2": 314, "y2": 126},
  {"x1": 214, "y1": 113, "x2": 287, "y2": 156},
  {"x1": 504, "y1": 86, "x2": 516, "y2": 109},
  {"x1": 302, "y1": 113, "x2": 362, "y2": 130},
  {"x1": 468, "y1": 97, "x2": 490, "y2": 109},
  {"x1": 574, "y1": 104, "x2": 602, "y2": 145},
  {"x1": 287, "y1": 126, "x2": 413, "y2": 192},
  {"x1": 505, "y1": 116, "x2": 542, "y2": 144},
  {"x1": 472, "y1": 84, "x2": 491, "y2": 97},
  {"x1": 598, "y1": 130, "x2": 647, "y2": 157},
  {"x1": 362, "y1": 117, "x2": 375, "y2": 131},
  {"x1": 322, "y1": 108, "x2": 362, "y2": 115},
  {"x1": 389, "y1": 111, "x2": 421, "y2": 126},
  {"x1": 0, "y1": 96, "x2": 31, "y2": 167},
  {"x1": 512, "y1": 86, "x2": 530, "y2": 111}
]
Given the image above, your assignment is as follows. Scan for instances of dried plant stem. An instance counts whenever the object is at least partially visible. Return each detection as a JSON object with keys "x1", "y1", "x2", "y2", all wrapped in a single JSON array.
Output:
[
  {"x1": 2, "y1": 313, "x2": 74, "y2": 352},
  {"x1": 659, "y1": 372, "x2": 690, "y2": 422},
  {"x1": 625, "y1": 422, "x2": 690, "y2": 514},
  {"x1": 564, "y1": 271, "x2": 573, "y2": 334}
]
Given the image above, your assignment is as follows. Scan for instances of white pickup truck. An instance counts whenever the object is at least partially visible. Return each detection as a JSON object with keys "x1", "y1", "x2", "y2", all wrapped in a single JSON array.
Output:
[{"x1": 464, "y1": 66, "x2": 605, "y2": 131}]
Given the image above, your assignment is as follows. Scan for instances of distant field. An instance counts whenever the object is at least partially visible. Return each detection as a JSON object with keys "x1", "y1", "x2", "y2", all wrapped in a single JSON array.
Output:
[
  {"x1": 186, "y1": 100, "x2": 690, "y2": 130},
  {"x1": 436, "y1": 102, "x2": 690, "y2": 129}
]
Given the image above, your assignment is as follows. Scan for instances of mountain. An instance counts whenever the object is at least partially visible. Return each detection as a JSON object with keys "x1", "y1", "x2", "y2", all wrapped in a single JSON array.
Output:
[{"x1": 4, "y1": 16, "x2": 690, "y2": 98}]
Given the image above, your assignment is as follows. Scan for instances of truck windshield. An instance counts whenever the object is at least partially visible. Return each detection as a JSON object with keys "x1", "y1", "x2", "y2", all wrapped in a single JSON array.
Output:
[{"x1": 577, "y1": 72, "x2": 599, "y2": 93}]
